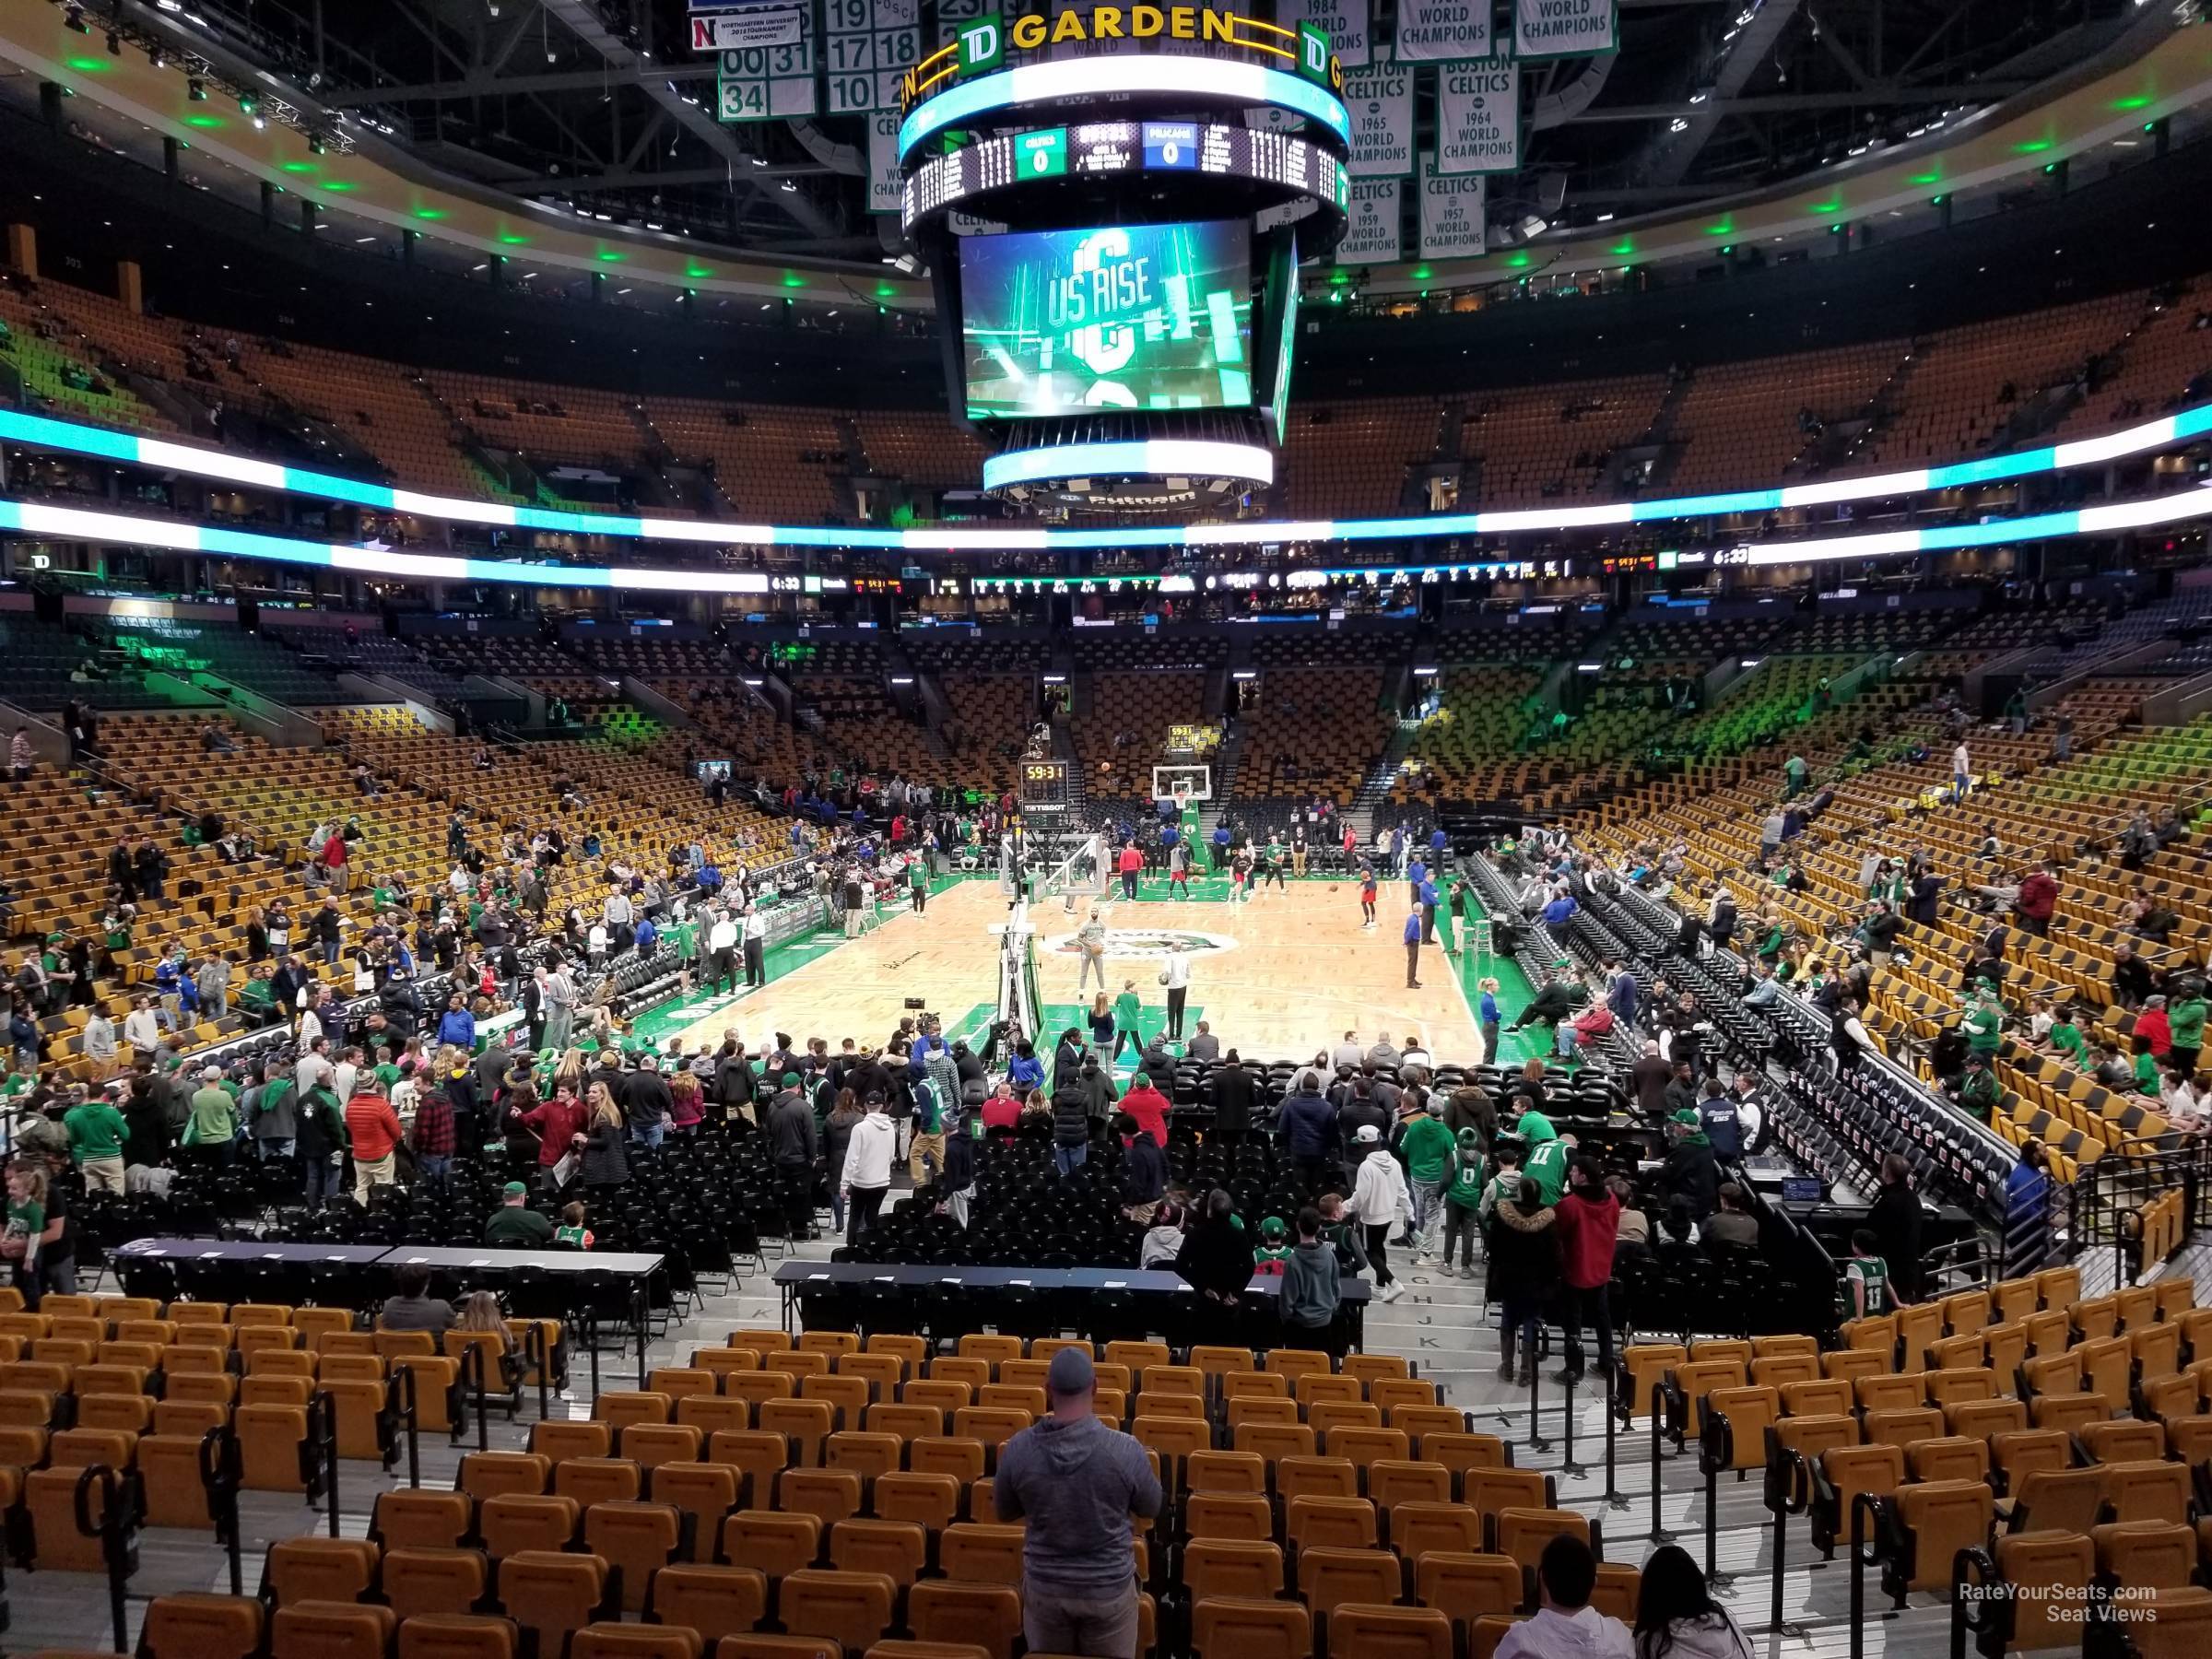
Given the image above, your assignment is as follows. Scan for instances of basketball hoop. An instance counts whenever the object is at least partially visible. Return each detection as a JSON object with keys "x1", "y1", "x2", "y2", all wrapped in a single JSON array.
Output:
[{"x1": 1170, "y1": 781, "x2": 1194, "y2": 817}]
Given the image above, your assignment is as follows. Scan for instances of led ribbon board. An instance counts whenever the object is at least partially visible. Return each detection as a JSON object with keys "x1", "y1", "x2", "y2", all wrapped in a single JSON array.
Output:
[
  {"x1": 897, "y1": 55, "x2": 1352, "y2": 162},
  {"x1": 981, "y1": 438, "x2": 1277, "y2": 489},
  {"x1": 1, "y1": 403, "x2": 2207, "y2": 552},
  {"x1": 902, "y1": 121, "x2": 1348, "y2": 234},
  {"x1": 6, "y1": 488, "x2": 2212, "y2": 583}
]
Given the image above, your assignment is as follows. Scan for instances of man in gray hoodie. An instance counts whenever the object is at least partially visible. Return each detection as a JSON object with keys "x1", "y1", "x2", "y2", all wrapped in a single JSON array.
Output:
[{"x1": 994, "y1": 1347, "x2": 1163, "y2": 1656}]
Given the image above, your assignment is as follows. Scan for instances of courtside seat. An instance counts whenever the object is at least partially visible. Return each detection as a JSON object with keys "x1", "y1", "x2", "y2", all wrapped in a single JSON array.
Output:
[
  {"x1": 575, "y1": 1627, "x2": 704, "y2": 1659},
  {"x1": 648, "y1": 1564, "x2": 771, "y2": 1643},
  {"x1": 373, "y1": 1489, "x2": 476, "y2": 1551},
  {"x1": 1989, "y1": 1531, "x2": 2095, "y2": 1651},
  {"x1": 1193, "y1": 1596, "x2": 1313, "y2": 1659},
  {"x1": 270, "y1": 1600, "x2": 398, "y2": 1659},
  {"x1": 498, "y1": 1549, "x2": 611, "y2": 1654},
  {"x1": 1883, "y1": 1480, "x2": 1993, "y2": 1597},
  {"x1": 265, "y1": 1537, "x2": 381, "y2": 1606},
  {"x1": 383, "y1": 1547, "x2": 490, "y2": 1620},
  {"x1": 907, "y1": 1582, "x2": 1023, "y2": 1659},
  {"x1": 140, "y1": 1594, "x2": 265, "y2": 1659}
]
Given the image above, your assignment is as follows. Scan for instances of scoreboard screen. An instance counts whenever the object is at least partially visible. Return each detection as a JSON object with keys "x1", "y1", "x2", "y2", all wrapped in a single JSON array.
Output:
[
  {"x1": 1018, "y1": 759, "x2": 1070, "y2": 811},
  {"x1": 904, "y1": 122, "x2": 1347, "y2": 231},
  {"x1": 958, "y1": 219, "x2": 1253, "y2": 419}
]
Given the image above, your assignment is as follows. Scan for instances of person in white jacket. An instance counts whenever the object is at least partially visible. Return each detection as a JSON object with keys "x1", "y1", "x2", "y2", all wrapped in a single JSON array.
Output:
[
  {"x1": 1629, "y1": 1545, "x2": 1753, "y2": 1659},
  {"x1": 837, "y1": 1093, "x2": 899, "y2": 1245},
  {"x1": 1347, "y1": 1124, "x2": 1411, "y2": 1304},
  {"x1": 1495, "y1": 1535, "x2": 1636, "y2": 1659}
]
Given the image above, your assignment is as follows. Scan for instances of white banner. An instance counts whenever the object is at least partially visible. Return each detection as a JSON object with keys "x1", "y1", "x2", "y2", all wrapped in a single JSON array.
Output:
[
  {"x1": 1514, "y1": 0, "x2": 1617, "y2": 59},
  {"x1": 1435, "y1": 57, "x2": 1518, "y2": 174},
  {"x1": 868, "y1": 112, "x2": 902, "y2": 215},
  {"x1": 1419, "y1": 171, "x2": 1487, "y2": 258},
  {"x1": 1338, "y1": 178, "x2": 1403, "y2": 265},
  {"x1": 690, "y1": 6, "x2": 803, "y2": 50},
  {"x1": 1277, "y1": 0, "x2": 1370, "y2": 68},
  {"x1": 1342, "y1": 56, "x2": 1415, "y2": 177},
  {"x1": 1395, "y1": 0, "x2": 1492, "y2": 63}
]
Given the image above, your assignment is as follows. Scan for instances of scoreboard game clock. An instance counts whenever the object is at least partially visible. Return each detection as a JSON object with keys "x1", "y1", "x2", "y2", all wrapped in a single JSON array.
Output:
[{"x1": 1019, "y1": 760, "x2": 1072, "y2": 812}]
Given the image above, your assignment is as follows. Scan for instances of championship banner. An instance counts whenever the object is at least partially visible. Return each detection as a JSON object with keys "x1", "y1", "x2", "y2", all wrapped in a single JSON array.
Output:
[
  {"x1": 1342, "y1": 54, "x2": 1414, "y2": 177},
  {"x1": 1276, "y1": 0, "x2": 1370, "y2": 69},
  {"x1": 868, "y1": 112, "x2": 902, "y2": 214},
  {"x1": 1394, "y1": 0, "x2": 1492, "y2": 63},
  {"x1": 706, "y1": 0, "x2": 816, "y2": 120},
  {"x1": 1418, "y1": 171, "x2": 1487, "y2": 258},
  {"x1": 1337, "y1": 177, "x2": 1403, "y2": 264},
  {"x1": 824, "y1": 0, "x2": 922, "y2": 112},
  {"x1": 1514, "y1": 0, "x2": 1616, "y2": 59},
  {"x1": 1435, "y1": 56, "x2": 1518, "y2": 174}
]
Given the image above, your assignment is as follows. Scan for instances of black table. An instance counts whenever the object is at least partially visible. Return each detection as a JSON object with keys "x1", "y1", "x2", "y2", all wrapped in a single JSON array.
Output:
[
  {"x1": 378, "y1": 1247, "x2": 667, "y2": 1389},
  {"x1": 771, "y1": 1260, "x2": 1371, "y2": 1350},
  {"x1": 109, "y1": 1241, "x2": 666, "y2": 1390},
  {"x1": 112, "y1": 1240, "x2": 389, "y2": 1265}
]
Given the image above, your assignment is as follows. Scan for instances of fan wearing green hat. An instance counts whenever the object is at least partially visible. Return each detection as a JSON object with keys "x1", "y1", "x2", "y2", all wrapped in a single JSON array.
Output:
[
  {"x1": 483, "y1": 1180, "x2": 553, "y2": 1246},
  {"x1": 1252, "y1": 1216, "x2": 1292, "y2": 1277},
  {"x1": 1661, "y1": 1107, "x2": 1719, "y2": 1219}
]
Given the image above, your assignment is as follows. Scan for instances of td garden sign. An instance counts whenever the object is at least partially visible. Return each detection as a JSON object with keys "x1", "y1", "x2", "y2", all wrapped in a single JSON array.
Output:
[{"x1": 900, "y1": 2, "x2": 1348, "y2": 112}]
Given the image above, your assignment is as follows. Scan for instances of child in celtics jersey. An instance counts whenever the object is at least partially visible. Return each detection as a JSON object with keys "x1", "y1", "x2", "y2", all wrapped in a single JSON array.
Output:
[
  {"x1": 1844, "y1": 1227, "x2": 1892, "y2": 1320},
  {"x1": 1252, "y1": 1216, "x2": 1293, "y2": 1277},
  {"x1": 1439, "y1": 1127, "x2": 1487, "y2": 1278}
]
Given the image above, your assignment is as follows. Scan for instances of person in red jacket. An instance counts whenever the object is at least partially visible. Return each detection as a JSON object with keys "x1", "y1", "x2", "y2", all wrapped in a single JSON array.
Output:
[
  {"x1": 1548, "y1": 1157, "x2": 1620, "y2": 1382},
  {"x1": 1117, "y1": 840, "x2": 1143, "y2": 901},
  {"x1": 2136, "y1": 996, "x2": 2172, "y2": 1061},
  {"x1": 342, "y1": 1081, "x2": 404, "y2": 1204},
  {"x1": 2014, "y1": 863, "x2": 2059, "y2": 937},
  {"x1": 515, "y1": 1086, "x2": 592, "y2": 1193},
  {"x1": 1119, "y1": 1075, "x2": 1171, "y2": 1147}
]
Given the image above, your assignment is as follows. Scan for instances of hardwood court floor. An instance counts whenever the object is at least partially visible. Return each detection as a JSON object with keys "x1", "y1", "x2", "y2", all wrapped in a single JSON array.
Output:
[
  {"x1": 1035, "y1": 878, "x2": 1486, "y2": 1060},
  {"x1": 665, "y1": 876, "x2": 1486, "y2": 1061},
  {"x1": 667, "y1": 879, "x2": 1007, "y2": 1054}
]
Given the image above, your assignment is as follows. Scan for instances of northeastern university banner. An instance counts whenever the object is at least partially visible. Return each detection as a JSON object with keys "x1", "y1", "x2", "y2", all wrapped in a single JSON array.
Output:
[{"x1": 1513, "y1": 0, "x2": 1617, "y2": 59}]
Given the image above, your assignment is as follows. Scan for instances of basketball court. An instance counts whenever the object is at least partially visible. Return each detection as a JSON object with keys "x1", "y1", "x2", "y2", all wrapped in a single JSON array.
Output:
[{"x1": 659, "y1": 870, "x2": 1494, "y2": 1065}]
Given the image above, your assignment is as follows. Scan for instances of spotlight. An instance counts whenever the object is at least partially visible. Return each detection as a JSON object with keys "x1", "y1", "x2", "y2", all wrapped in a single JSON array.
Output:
[
  {"x1": 308, "y1": 132, "x2": 324, "y2": 153},
  {"x1": 238, "y1": 93, "x2": 256, "y2": 116},
  {"x1": 185, "y1": 76, "x2": 206, "y2": 99},
  {"x1": 63, "y1": 6, "x2": 88, "y2": 34},
  {"x1": 105, "y1": 30, "x2": 121, "y2": 54},
  {"x1": 147, "y1": 45, "x2": 164, "y2": 66}
]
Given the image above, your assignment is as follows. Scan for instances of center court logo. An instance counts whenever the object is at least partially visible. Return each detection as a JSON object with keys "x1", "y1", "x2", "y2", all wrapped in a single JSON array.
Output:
[{"x1": 1041, "y1": 929, "x2": 1239, "y2": 959}]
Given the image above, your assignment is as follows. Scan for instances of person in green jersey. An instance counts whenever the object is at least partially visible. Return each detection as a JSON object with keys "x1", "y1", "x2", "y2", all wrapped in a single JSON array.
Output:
[
  {"x1": 909, "y1": 855, "x2": 929, "y2": 914},
  {"x1": 1962, "y1": 987, "x2": 2006, "y2": 1061},
  {"x1": 65, "y1": 1091, "x2": 129, "y2": 1194},
  {"x1": 1439, "y1": 1126, "x2": 1487, "y2": 1278},
  {"x1": 667, "y1": 911, "x2": 700, "y2": 994},
  {"x1": 2046, "y1": 1007, "x2": 2087, "y2": 1066},
  {"x1": 1518, "y1": 1110, "x2": 1571, "y2": 1207},
  {"x1": 1112, "y1": 981, "x2": 1144, "y2": 1065},
  {"x1": 1844, "y1": 1227, "x2": 1891, "y2": 1320},
  {"x1": 2170, "y1": 988, "x2": 2207, "y2": 1077},
  {"x1": 1395, "y1": 1095, "x2": 1456, "y2": 1256},
  {"x1": 1954, "y1": 1053, "x2": 2001, "y2": 1124},
  {"x1": 1, "y1": 1164, "x2": 46, "y2": 1309}
]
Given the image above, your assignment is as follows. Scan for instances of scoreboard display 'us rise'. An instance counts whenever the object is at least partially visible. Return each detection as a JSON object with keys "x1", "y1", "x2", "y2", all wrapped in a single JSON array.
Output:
[{"x1": 958, "y1": 220, "x2": 1253, "y2": 418}]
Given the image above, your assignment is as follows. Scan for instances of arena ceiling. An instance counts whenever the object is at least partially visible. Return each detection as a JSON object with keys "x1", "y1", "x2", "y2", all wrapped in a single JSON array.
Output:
[{"x1": 0, "y1": 0, "x2": 2204, "y2": 298}]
